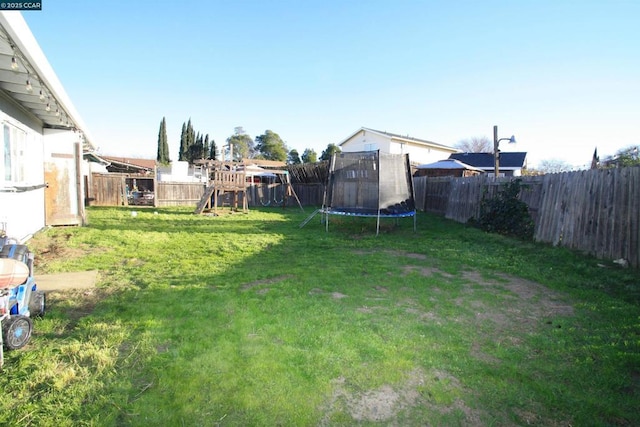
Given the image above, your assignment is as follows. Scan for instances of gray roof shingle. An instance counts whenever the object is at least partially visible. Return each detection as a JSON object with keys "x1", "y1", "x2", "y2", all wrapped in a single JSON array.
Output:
[{"x1": 448, "y1": 152, "x2": 527, "y2": 169}]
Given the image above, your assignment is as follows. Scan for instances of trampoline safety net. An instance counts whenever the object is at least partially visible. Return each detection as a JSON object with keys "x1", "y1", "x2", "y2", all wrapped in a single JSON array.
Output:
[{"x1": 320, "y1": 150, "x2": 416, "y2": 234}]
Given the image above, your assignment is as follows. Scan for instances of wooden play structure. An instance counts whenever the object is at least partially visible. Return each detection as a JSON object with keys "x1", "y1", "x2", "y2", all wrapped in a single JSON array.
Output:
[
  {"x1": 193, "y1": 161, "x2": 247, "y2": 215},
  {"x1": 193, "y1": 160, "x2": 303, "y2": 215}
]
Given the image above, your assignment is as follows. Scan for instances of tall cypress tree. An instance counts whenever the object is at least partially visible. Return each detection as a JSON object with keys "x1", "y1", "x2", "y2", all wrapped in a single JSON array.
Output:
[
  {"x1": 156, "y1": 118, "x2": 165, "y2": 163},
  {"x1": 186, "y1": 119, "x2": 195, "y2": 163},
  {"x1": 163, "y1": 118, "x2": 170, "y2": 163},
  {"x1": 209, "y1": 138, "x2": 217, "y2": 160},
  {"x1": 190, "y1": 132, "x2": 204, "y2": 162},
  {"x1": 203, "y1": 134, "x2": 210, "y2": 160},
  {"x1": 178, "y1": 122, "x2": 188, "y2": 161},
  {"x1": 156, "y1": 117, "x2": 170, "y2": 164},
  {"x1": 187, "y1": 119, "x2": 195, "y2": 149}
]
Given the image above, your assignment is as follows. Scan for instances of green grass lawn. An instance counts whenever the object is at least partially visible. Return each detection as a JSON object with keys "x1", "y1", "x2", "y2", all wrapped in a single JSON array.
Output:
[{"x1": 1, "y1": 206, "x2": 639, "y2": 426}]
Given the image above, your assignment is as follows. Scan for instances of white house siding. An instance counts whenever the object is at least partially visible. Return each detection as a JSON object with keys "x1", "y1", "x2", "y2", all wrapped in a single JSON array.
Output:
[
  {"x1": 0, "y1": 187, "x2": 45, "y2": 242},
  {"x1": 392, "y1": 142, "x2": 444, "y2": 166},
  {"x1": 340, "y1": 128, "x2": 457, "y2": 165},
  {"x1": 340, "y1": 129, "x2": 390, "y2": 153},
  {"x1": 0, "y1": 95, "x2": 46, "y2": 242},
  {"x1": 157, "y1": 161, "x2": 204, "y2": 183}
]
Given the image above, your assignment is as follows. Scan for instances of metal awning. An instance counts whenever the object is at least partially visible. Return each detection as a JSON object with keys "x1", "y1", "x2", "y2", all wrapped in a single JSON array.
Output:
[{"x1": 416, "y1": 159, "x2": 485, "y2": 171}]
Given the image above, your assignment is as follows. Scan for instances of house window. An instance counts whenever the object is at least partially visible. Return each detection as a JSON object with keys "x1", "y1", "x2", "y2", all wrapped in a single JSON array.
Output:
[
  {"x1": 346, "y1": 169, "x2": 369, "y2": 179},
  {"x1": 364, "y1": 143, "x2": 377, "y2": 151},
  {"x1": 2, "y1": 122, "x2": 27, "y2": 184}
]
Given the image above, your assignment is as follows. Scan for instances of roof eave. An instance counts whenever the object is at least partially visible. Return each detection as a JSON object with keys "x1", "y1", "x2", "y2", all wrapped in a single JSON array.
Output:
[
  {"x1": 339, "y1": 127, "x2": 459, "y2": 152},
  {"x1": 338, "y1": 127, "x2": 368, "y2": 147},
  {"x1": 0, "y1": 12, "x2": 94, "y2": 150},
  {"x1": 389, "y1": 135, "x2": 459, "y2": 152}
]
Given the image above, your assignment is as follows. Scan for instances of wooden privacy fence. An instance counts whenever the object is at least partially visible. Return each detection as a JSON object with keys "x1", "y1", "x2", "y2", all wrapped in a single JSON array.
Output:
[
  {"x1": 89, "y1": 174, "x2": 326, "y2": 208},
  {"x1": 88, "y1": 174, "x2": 206, "y2": 207},
  {"x1": 291, "y1": 183, "x2": 324, "y2": 206},
  {"x1": 415, "y1": 166, "x2": 640, "y2": 268}
]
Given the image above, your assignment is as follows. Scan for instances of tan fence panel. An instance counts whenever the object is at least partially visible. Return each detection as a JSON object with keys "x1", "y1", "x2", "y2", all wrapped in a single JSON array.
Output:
[
  {"x1": 445, "y1": 176, "x2": 487, "y2": 222},
  {"x1": 156, "y1": 182, "x2": 205, "y2": 207},
  {"x1": 417, "y1": 177, "x2": 450, "y2": 215},
  {"x1": 535, "y1": 167, "x2": 640, "y2": 266},
  {"x1": 89, "y1": 174, "x2": 126, "y2": 206}
]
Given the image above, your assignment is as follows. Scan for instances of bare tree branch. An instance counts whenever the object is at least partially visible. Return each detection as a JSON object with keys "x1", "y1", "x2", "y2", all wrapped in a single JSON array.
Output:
[{"x1": 455, "y1": 136, "x2": 492, "y2": 153}]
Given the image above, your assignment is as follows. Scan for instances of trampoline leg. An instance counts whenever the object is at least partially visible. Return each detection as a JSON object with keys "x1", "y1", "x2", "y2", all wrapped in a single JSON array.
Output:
[{"x1": 376, "y1": 214, "x2": 380, "y2": 236}]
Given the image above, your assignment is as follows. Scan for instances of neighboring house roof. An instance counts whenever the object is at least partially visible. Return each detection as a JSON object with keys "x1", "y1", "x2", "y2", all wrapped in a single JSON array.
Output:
[
  {"x1": 242, "y1": 158, "x2": 287, "y2": 168},
  {"x1": 339, "y1": 127, "x2": 458, "y2": 152},
  {"x1": 416, "y1": 159, "x2": 485, "y2": 172},
  {"x1": 101, "y1": 156, "x2": 156, "y2": 173},
  {"x1": 83, "y1": 152, "x2": 110, "y2": 166},
  {"x1": 449, "y1": 152, "x2": 527, "y2": 169},
  {"x1": 0, "y1": 12, "x2": 94, "y2": 149}
]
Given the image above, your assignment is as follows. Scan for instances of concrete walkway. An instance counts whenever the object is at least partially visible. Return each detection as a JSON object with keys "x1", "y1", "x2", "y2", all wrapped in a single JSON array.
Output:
[{"x1": 34, "y1": 270, "x2": 100, "y2": 291}]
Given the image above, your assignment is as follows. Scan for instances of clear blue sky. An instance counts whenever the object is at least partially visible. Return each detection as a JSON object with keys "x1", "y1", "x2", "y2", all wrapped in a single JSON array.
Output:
[{"x1": 23, "y1": 0, "x2": 640, "y2": 168}]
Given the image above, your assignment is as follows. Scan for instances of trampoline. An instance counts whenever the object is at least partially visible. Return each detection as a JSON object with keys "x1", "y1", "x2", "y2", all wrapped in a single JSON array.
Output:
[{"x1": 320, "y1": 150, "x2": 416, "y2": 235}]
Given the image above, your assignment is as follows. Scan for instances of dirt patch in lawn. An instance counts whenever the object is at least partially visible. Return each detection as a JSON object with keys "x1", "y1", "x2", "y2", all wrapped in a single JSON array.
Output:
[
  {"x1": 458, "y1": 271, "x2": 575, "y2": 366},
  {"x1": 401, "y1": 265, "x2": 454, "y2": 278},
  {"x1": 353, "y1": 248, "x2": 575, "y2": 333},
  {"x1": 320, "y1": 368, "x2": 484, "y2": 425},
  {"x1": 352, "y1": 249, "x2": 431, "y2": 262},
  {"x1": 28, "y1": 231, "x2": 98, "y2": 271},
  {"x1": 320, "y1": 371, "x2": 421, "y2": 424},
  {"x1": 240, "y1": 274, "x2": 294, "y2": 292},
  {"x1": 461, "y1": 271, "x2": 575, "y2": 321},
  {"x1": 308, "y1": 288, "x2": 349, "y2": 300}
]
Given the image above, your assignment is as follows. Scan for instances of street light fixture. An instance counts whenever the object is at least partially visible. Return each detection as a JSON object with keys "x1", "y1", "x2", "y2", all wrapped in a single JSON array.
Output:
[{"x1": 493, "y1": 125, "x2": 516, "y2": 178}]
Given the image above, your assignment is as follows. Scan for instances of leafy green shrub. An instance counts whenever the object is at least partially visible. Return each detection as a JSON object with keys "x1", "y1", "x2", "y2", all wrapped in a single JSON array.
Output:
[{"x1": 473, "y1": 179, "x2": 534, "y2": 240}]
